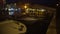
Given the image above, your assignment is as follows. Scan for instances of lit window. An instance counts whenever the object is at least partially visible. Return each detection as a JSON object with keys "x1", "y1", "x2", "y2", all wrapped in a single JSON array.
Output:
[
  {"x1": 9, "y1": 12, "x2": 14, "y2": 15},
  {"x1": 40, "y1": 9, "x2": 45, "y2": 12},
  {"x1": 8, "y1": 8, "x2": 15, "y2": 15},
  {"x1": 8, "y1": 8, "x2": 14, "y2": 11}
]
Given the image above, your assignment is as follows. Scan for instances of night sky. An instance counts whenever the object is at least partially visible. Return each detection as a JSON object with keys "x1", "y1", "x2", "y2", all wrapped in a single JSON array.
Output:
[{"x1": 6, "y1": 0, "x2": 56, "y2": 8}]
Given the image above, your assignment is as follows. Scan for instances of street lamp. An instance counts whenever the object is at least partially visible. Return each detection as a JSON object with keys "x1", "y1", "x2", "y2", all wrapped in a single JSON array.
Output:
[
  {"x1": 24, "y1": 5, "x2": 28, "y2": 9},
  {"x1": 24, "y1": 3, "x2": 29, "y2": 9}
]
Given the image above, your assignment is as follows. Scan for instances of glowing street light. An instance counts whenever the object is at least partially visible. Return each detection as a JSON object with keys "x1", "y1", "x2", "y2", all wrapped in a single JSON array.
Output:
[
  {"x1": 24, "y1": 3, "x2": 29, "y2": 9},
  {"x1": 24, "y1": 5, "x2": 28, "y2": 9}
]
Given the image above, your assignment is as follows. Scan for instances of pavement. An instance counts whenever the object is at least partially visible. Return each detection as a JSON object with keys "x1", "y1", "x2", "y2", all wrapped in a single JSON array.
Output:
[
  {"x1": 0, "y1": 20, "x2": 27, "y2": 34},
  {"x1": 46, "y1": 13, "x2": 56, "y2": 34},
  {"x1": 0, "y1": 13, "x2": 56, "y2": 34}
]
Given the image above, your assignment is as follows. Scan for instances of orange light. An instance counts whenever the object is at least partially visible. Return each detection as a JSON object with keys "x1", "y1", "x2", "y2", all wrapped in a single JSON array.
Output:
[{"x1": 24, "y1": 5, "x2": 27, "y2": 9}]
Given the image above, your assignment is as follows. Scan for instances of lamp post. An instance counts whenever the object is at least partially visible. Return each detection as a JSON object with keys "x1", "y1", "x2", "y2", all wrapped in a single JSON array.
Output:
[
  {"x1": 24, "y1": 5, "x2": 28, "y2": 9},
  {"x1": 23, "y1": 4, "x2": 29, "y2": 14}
]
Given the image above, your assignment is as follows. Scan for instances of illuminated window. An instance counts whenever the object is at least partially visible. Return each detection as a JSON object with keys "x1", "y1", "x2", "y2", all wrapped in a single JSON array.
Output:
[{"x1": 8, "y1": 8, "x2": 15, "y2": 15}]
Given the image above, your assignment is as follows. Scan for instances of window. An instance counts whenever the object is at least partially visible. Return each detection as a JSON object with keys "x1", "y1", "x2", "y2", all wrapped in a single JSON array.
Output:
[{"x1": 8, "y1": 8, "x2": 15, "y2": 15}]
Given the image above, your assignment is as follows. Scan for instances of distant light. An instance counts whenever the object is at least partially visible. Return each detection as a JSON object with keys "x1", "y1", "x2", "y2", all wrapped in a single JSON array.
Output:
[
  {"x1": 22, "y1": 13, "x2": 26, "y2": 15},
  {"x1": 9, "y1": 12, "x2": 14, "y2": 15},
  {"x1": 28, "y1": 8, "x2": 35, "y2": 11},
  {"x1": 8, "y1": 8, "x2": 15, "y2": 15},
  {"x1": 33, "y1": 9, "x2": 36, "y2": 11},
  {"x1": 15, "y1": 9, "x2": 18, "y2": 11},
  {"x1": 18, "y1": 8, "x2": 21, "y2": 9},
  {"x1": 37, "y1": 9, "x2": 45, "y2": 12},
  {"x1": 14, "y1": 3, "x2": 16, "y2": 6},
  {"x1": 56, "y1": 4, "x2": 59, "y2": 6},
  {"x1": 25, "y1": 9, "x2": 29, "y2": 13},
  {"x1": 5, "y1": 8, "x2": 8, "y2": 10},
  {"x1": 17, "y1": 8, "x2": 21, "y2": 12},
  {"x1": 8, "y1": 8, "x2": 14, "y2": 11},
  {"x1": 24, "y1": 5, "x2": 27, "y2": 9},
  {"x1": 41, "y1": 9, "x2": 45, "y2": 12}
]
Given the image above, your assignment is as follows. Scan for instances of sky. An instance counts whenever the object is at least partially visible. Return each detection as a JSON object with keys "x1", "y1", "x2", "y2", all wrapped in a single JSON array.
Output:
[
  {"x1": 6, "y1": 0, "x2": 56, "y2": 8},
  {"x1": 6, "y1": 0, "x2": 56, "y2": 4}
]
